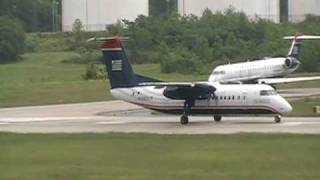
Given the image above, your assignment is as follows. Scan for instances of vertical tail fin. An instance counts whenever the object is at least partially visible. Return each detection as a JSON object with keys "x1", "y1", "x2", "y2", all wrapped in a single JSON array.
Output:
[
  {"x1": 100, "y1": 36, "x2": 137, "y2": 89},
  {"x1": 284, "y1": 33, "x2": 320, "y2": 58},
  {"x1": 287, "y1": 33, "x2": 303, "y2": 58}
]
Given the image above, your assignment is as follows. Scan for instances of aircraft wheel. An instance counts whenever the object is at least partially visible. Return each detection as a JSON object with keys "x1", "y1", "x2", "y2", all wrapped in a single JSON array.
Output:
[
  {"x1": 180, "y1": 115, "x2": 189, "y2": 125},
  {"x1": 275, "y1": 115, "x2": 281, "y2": 123},
  {"x1": 214, "y1": 115, "x2": 222, "y2": 122}
]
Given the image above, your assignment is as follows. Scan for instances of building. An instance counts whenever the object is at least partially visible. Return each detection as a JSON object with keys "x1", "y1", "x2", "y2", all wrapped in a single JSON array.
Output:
[
  {"x1": 288, "y1": 0, "x2": 320, "y2": 22},
  {"x1": 178, "y1": 0, "x2": 280, "y2": 23},
  {"x1": 177, "y1": 0, "x2": 320, "y2": 23},
  {"x1": 62, "y1": 0, "x2": 149, "y2": 31}
]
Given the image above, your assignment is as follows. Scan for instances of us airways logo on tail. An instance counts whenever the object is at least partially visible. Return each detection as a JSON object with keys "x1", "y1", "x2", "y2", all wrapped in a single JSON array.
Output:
[{"x1": 112, "y1": 60, "x2": 122, "y2": 71}]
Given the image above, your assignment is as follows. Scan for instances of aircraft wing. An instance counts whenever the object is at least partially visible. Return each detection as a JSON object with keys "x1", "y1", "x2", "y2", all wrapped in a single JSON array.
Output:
[
  {"x1": 139, "y1": 82, "x2": 216, "y2": 100},
  {"x1": 258, "y1": 76, "x2": 320, "y2": 84}
]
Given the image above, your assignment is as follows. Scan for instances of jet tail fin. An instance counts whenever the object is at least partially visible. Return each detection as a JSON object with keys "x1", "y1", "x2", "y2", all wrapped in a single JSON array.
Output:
[{"x1": 284, "y1": 33, "x2": 320, "y2": 58}]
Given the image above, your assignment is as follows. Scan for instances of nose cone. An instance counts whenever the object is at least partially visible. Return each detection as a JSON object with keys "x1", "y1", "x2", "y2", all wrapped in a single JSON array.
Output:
[{"x1": 277, "y1": 97, "x2": 293, "y2": 113}]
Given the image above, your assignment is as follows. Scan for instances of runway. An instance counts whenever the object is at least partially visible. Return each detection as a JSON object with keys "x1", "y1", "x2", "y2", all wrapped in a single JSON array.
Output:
[{"x1": 0, "y1": 99, "x2": 319, "y2": 134}]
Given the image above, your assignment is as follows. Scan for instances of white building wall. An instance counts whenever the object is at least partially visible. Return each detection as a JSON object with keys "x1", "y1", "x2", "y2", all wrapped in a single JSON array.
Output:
[
  {"x1": 62, "y1": 0, "x2": 149, "y2": 31},
  {"x1": 288, "y1": 0, "x2": 320, "y2": 22},
  {"x1": 178, "y1": 0, "x2": 280, "y2": 23}
]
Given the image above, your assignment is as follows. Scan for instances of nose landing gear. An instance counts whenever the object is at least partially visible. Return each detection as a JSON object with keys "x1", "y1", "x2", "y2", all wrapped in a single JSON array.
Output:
[
  {"x1": 274, "y1": 115, "x2": 281, "y2": 123},
  {"x1": 214, "y1": 115, "x2": 222, "y2": 122},
  {"x1": 180, "y1": 115, "x2": 189, "y2": 124}
]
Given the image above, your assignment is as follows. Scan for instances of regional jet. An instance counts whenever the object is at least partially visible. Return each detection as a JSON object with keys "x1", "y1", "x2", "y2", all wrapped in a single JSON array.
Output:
[
  {"x1": 90, "y1": 36, "x2": 292, "y2": 124},
  {"x1": 209, "y1": 34, "x2": 320, "y2": 84}
]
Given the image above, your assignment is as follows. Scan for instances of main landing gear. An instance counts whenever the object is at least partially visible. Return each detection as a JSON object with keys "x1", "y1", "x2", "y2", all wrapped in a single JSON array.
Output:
[
  {"x1": 274, "y1": 115, "x2": 281, "y2": 123},
  {"x1": 214, "y1": 115, "x2": 222, "y2": 122},
  {"x1": 180, "y1": 114, "x2": 189, "y2": 125},
  {"x1": 180, "y1": 99, "x2": 194, "y2": 125}
]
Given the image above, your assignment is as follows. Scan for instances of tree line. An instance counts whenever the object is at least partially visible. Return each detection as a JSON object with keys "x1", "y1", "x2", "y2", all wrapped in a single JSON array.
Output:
[
  {"x1": 1, "y1": 3, "x2": 320, "y2": 73},
  {"x1": 118, "y1": 9, "x2": 320, "y2": 74}
]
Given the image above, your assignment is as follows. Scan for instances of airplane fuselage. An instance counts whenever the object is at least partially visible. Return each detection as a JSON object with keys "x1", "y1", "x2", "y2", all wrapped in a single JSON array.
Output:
[
  {"x1": 111, "y1": 83, "x2": 292, "y2": 115},
  {"x1": 209, "y1": 57, "x2": 300, "y2": 83}
]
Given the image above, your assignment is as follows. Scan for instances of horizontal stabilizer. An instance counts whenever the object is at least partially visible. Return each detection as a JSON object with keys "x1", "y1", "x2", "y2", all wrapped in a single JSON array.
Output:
[
  {"x1": 87, "y1": 36, "x2": 129, "y2": 42},
  {"x1": 284, "y1": 35, "x2": 320, "y2": 40},
  {"x1": 258, "y1": 76, "x2": 320, "y2": 85}
]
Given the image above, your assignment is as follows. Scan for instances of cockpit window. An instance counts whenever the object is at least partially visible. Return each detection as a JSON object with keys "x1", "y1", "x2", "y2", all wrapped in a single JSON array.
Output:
[
  {"x1": 212, "y1": 71, "x2": 226, "y2": 75},
  {"x1": 260, "y1": 90, "x2": 277, "y2": 96}
]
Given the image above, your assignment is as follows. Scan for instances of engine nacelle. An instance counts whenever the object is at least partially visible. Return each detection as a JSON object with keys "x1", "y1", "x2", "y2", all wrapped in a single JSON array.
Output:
[{"x1": 284, "y1": 58, "x2": 300, "y2": 69}]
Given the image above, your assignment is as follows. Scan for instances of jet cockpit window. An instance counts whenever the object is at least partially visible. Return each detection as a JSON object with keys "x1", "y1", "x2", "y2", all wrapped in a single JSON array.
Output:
[
  {"x1": 212, "y1": 71, "x2": 226, "y2": 75},
  {"x1": 260, "y1": 90, "x2": 277, "y2": 96}
]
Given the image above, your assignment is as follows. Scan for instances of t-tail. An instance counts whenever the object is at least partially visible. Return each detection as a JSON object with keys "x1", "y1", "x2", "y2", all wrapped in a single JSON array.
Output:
[
  {"x1": 88, "y1": 36, "x2": 161, "y2": 89},
  {"x1": 283, "y1": 33, "x2": 320, "y2": 70},
  {"x1": 285, "y1": 33, "x2": 320, "y2": 59}
]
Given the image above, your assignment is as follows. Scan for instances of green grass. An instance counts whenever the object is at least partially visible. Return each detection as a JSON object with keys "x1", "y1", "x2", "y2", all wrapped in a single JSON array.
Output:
[
  {"x1": 288, "y1": 98, "x2": 320, "y2": 117},
  {"x1": 0, "y1": 52, "x2": 112, "y2": 107},
  {"x1": 0, "y1": 51, "x2": 319, "y2": 108},
  {"x1": 0, "y1": 52, "x2": 206, "y2": 107},
  {"x1": 0, "y1": 133, "x2": 320, "y2": 180},
  {"x1": 278, "y1": 79, "x2": 320, "y2": 89}
]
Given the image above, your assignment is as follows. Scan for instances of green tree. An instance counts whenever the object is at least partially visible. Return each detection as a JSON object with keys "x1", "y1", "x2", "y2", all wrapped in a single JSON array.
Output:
[
  {"x1": 0, "y1": 0, "x2": 54, "y2": 32},
  {"x1": 66, "y1": 19, "x2": 85, "y2": 50},
  {"x1": 122, "y1": 8, "x2": 320, "y2": 74},
  {"x1": 0, "y1": 16, "x2": 25, "y2": 63}
]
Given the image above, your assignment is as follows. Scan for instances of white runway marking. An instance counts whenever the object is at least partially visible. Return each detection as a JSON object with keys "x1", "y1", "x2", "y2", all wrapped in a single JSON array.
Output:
[
  {"x1": 281, "y1": 122, "x2": 304, "y2": 126},
  {"x1": 0, "y1": 122, "x2": 9, "y2": 125},
  {"x1": 281, "y1": 122, "x2": 320, "y2": 126},
  {"x1": 0, "y1": 116, "x2": 103, "y2": 123},
  {"x1": 96, "y1": 121, "x2": 128, "y2": 125}
]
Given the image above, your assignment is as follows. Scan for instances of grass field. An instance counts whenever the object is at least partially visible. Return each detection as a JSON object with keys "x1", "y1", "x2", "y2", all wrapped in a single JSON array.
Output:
[
  {"x1": 0, "y1": 133, "x2": 319, "y2": 180},
  {"x1": 288, "y1": 98, "x2": 320, "y2": 117},
  {"x1": 0, "y1": 52, "x2": 206, "y2": 107},
  {"x1": 0, "y1": 52, "x2": 111, "y2": 107},
  {"x1": 0, "y1": 51, "x2": 319, "y2": 108}
]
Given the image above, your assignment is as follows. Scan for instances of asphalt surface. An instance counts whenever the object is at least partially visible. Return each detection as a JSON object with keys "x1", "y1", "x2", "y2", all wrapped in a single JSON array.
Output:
[{"x1": 0, "y1": 92, "x2": 319, "y2": 134}]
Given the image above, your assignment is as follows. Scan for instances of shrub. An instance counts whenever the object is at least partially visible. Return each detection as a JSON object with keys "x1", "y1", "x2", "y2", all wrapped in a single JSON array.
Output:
[
  {"x1": 0, "y1": 16, "x2": 25, "y2": 63},
  {"x1": 83, "y1": 63, "x2": 106, "y2": 80}
]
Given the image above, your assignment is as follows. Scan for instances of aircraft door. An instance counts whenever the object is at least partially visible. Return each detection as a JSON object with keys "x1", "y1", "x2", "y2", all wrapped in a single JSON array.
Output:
[{"x1": 241, "y1": 92, "x2": 248, "y2": 105}]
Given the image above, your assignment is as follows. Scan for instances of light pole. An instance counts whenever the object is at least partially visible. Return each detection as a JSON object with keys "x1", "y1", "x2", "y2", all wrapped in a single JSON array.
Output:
[
  {"x1": 52, "y1": 0, "x2": 55, "y2": 32},
  {"x1": 55, "y1": 1, "x2": 59, "y2": 31},
  {"x1": 166, "y1": 0, "x2": 170, "y2": 15},
  {"x1": 52, "y1": 0, "x2": 59, "y2": 32}
]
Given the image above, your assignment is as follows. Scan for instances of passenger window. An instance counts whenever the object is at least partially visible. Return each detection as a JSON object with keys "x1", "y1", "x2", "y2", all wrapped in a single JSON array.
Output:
[{"x1": 260, "y1": 90, "x2": 277, "y2": 96}]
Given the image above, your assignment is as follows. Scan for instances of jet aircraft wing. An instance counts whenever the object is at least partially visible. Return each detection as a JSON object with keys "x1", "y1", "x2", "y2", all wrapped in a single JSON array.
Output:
[{"x1": 258, "y1": 76, "x2": 320, "y2": 84}]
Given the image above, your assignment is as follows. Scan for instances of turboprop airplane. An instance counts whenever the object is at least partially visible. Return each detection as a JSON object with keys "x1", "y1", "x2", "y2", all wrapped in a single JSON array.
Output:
[
  {"x1": 209, "y1": 34, "x2": 320, "y2": 84},
  {"x1": 90, "y1": 36, "x2": 292, "y2": 125}
]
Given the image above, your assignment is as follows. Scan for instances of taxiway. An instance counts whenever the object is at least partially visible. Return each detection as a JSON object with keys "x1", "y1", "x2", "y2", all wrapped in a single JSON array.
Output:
[{"x1": 0, "y1": 99, "x2": 319, "y2": 134}]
